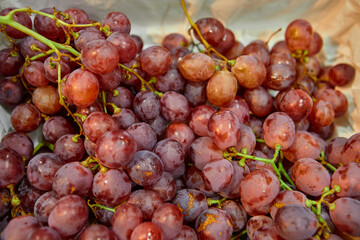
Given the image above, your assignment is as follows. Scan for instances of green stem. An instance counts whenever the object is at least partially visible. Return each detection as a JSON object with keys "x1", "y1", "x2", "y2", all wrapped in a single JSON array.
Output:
[
  {"x1": 324, "y1": 163, "x2": 337, "y2": 172},
  {"x1": 278, "y1": 157, "x2": 296, "y2": 187},
  {"x1": 101, "y1": 90, "x2": 108, "y2": 114},
  {"x1": 230, "y1": 229, "x2": 247, "y2": 240},
  {"x1": 207, "y1": 197, "x2": 227, "y2": 207},
  {"x1": 33, "y1": 141, "x2": 54, "y2": 155},
  {"x1": 256, "y1": 138, "x2": 265, "y2": 143}
]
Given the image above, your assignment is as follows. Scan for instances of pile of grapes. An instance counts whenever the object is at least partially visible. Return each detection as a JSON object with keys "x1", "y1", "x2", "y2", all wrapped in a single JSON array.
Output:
[{"x1": 0, "y1": 1, "x2": 359, "y2": 240}]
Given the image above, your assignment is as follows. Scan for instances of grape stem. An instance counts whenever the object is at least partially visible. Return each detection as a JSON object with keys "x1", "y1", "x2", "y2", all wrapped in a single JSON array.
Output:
[
  {"x1": 33, "y1": 141, "x2": 54, "y2": 155},
  {"x1": 230, "y1": 229, "x2": 247, "y2": 240},
  {"x1": 87, "y1": 199, "x2": 115, "y2": 216},
  {"x1": 207, "y1": 197, "x2": 227, "y2": 207},
  {"x1": 317, "y1": 150, "x2": 337, "y2": 172},
  {"x1": 224, "y1": 145, "x2": 293, "y2": 190}
]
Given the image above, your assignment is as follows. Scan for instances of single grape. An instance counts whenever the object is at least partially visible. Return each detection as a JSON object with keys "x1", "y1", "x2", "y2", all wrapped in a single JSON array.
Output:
[
  {"x1": 127, "y1": 189, "x2": 164, "y2": 220},
  {"x1": 17, "y1": 178, "x2": 45, "y2": 213},
  {"x1": 160, "y1": 91, "x2": 191, "y2": 122},
  {"x1": 83, "y1": 112, "x2": 118, "y2": 143},
  {"x1": 224, "y1": 40, "x2": 244, "y2": 59},
  {"x1": 75, "y1": 28, "x2": 105, "y2": 52},
  {"x1": 34, "y1": 191, "x2": 59, "y2": 224},
  {"x1": 291, "y1": 158, "x2": 331, "y2": 196},
  {"x1": 112, "y1": 203, "x2": 143, "y2": 240},
  {"x1": 78, "y1": 224, "x2": 117, "y2": 240},
  {"x1": 62, "y1": 8, "x2": 90, "y2": 33},
  {"x1": 279, "y1": 89, "x2": 313, "y2": 121},
  {"x1": 0, "y1": 131, "x2": 33, "y2": 160},
  {"x1": 179, "y1": 53, "x2": 215, "y2": 82},
  {"x1": 184, "y1": 81, "x2": 207, "y2": 106},
  {"x1": 221, "y1": 200, "x2": 247, "y2": 232},
  {"x1": 328, "y1": 63, "x2": 355, "y2": 86},
  {"x1": 0, "y1": 8, "x2": 32, "y2": 39},
  {"x1": 269, "y1": 52, "x2": 297, "y2": 69},
  {"x1": 127, "y1": 122, "x2": 157, "y2": 150},
  {"x1": 315, "y1": 88, "x2": 348, "y2": 117},
  {"x1": 246, "y1": 215, "x2": 274, "y2": 240},
  {"x1": 220, "y1": 96, "x2": 250, "y2": 124},
  {"x1": 189, "y1": 105, "x2": 217, "y2": 137},
  {"x1": 113, "y1": 108, "x2": 139, "y2": 129},
  {"x1": 48, "y1": 195, "x2": 88, "y2": 237},
  {"x1": 153, "y1": 138, "x2": 185, "y2": 172},
  {"x1": 262, "y1": 112, "x2": 295, "y2": 150},
  {"x1": 269, "y1": 190, "x2": 307, "y2": 219},
  {"x1": 170, "y1": 46, "x2": 191, "y2": 68},
  {"x1": 0, "y1": 77, "x2": 24, "y2": 106},
  {"x1": 53, "y1": 134, "x2": 85, "y2": 162},
  {"x1": 27, "y1": 153, "x2": 64, "y2": 191},
  {"x1": 28, "y1": 226, "x2": 62, "y2": 240},
  {"x1": 42, "y1": 116, "x2": 74, "y2": 144},
  {"x1": 331, "y1": 162, "x2": 360, "y2": 198},
  {"x1": 139, "y1": 46, "x2": 171, "y2": 76},
  {"x1": 264, "y1": 63, "x2": 296, "y2": 90},
  {"x1": 271, "y1": 40, "x2": 291, "y2": 55},
  {"x1": 101, "y1": 11, "x2": 131, "y2": 34},
  {"x1": 202, "y1": 159, "x2": 234, "y2": 192},
  {"x1": 52, "y1": 162, "x2": 93, "y2": 198},
  {"x1": 173, "y1": 225, "x2": 197, "y2": 240},
  {"x1": 155, "y1": 66, "x2": 185, "y2": 93},
  {"x1": 308, "y1": 99, "x2": 335, "y2": 127},
  {"x1": 76, "y1": 101, "x2": 103, "y2": 124},
  {"x1": 130, "y1": 222, "x2": 163, "y2": 240},
  {"x1": 195, "y1": 207, "x2": 233, "y2": 240},
  {"x1": 33, "y1": 8, "x2": 65, "y2": 42},
  {"x1": 0, "y1": 147, "x2": 24, "y2": 188},
  {"x1": 130, "y1": 34, "x2": 143, "y2": 52},
  {"x1": 206, "y1": 70, "x2": 238, "y2": 107},
  {"x1": 242, "y1": 42, "x2": 270, "y2": 66},
  {"x1": 152, "y1": 203, "x2": 183, "y2": 239},
  {"x1": 283, "y1": 130, "x2": 321, "y2": 163},
  {"x1": 326, "y1": 137, "x2": 347, "y2": 167},
  {"x1": 96, "y1": 67, "x2": 122, "y2": 90},
  {"x1": 244, "y1": 86, "x2": 273, "y2": 117},
  {"x1": 20, "y1": 36, "x2": 50, "y2": 61},
  {"x1": 164, "y1": 122, "x2": 195, "y2": 153},
  {"x1": 11, "y1": 103, "x2": 42, "y2": 133},
  {"x1": 235, "y1": 123, "x2": 256, "y2": 154},
  {"x1": 308, "y1": 32, "x2": 323, "y2": 56},
  {"x1": 133, "y1": 91, "x2": 161, "y2": 121},
  {"x1": 107, "y1": 32, "x2": 138, "y2": 63},
  {"x1": 145, "y1": 171, "x2": 177, "y2": 202},
  {"x1": 0, "y1": 48, "x2": 24, "y2": 76},
  {"x1": 341, "y1": 133, "x2": 360, "y2": 164},
  {"x1": 1, "y1": 216, "x2": 40, "y2": 240},
  {"x1": 95, "y1": 129, "x2": 137, "y2": 168},
  {"x1": 285, "y1": 19, "x2": 313, "y2": 52},
  {"x1": 194, "y1": 17, "x2": 225, "y2": 46},
  {"x1": 32, "y1": 85, "x2": 62, "y2": 115},
  {"x1": 43, "y1": 56, "x2": 71, "y2": 83},
  {"x1": 214, "y1": 28, "x2": 236, "y2": 53},
  {"x1": 231, "y1": 55, "x2": 266, "y2": 89},
  {"x1": 162, "y1": 33, "x2": 188, "y2": 50},
  {"x1": 329, "y1": 197, "x2": 360, "y2": 237},
  {"x1": 66, "y1": 68, "x2": 100, "y2": 107}
]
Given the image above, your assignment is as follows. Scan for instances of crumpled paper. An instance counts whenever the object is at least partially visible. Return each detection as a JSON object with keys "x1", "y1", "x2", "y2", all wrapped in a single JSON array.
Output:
[{"x1": 0, "y1": 0, "x2": 359, "y2": 142}]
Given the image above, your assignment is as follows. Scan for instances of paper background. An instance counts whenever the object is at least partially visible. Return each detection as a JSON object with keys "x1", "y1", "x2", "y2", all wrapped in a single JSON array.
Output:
[{"x1": 0, "y1": 0, "x2": 359, "y2": 142}]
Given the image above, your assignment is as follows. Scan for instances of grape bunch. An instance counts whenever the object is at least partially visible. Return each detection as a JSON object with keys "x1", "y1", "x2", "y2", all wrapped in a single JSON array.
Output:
[{"x1": 0, "y1": 1, "x2": 359, "y2": 240}]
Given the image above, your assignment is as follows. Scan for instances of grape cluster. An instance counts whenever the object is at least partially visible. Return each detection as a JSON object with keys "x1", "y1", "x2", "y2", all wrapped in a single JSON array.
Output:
[{"x1": 0, "y1": 2, "x2": 359, "y2": 240}]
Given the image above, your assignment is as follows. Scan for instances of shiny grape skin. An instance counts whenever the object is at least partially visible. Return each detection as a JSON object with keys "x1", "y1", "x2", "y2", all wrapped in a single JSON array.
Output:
[
  {"x1": 262, "y1": 112, "x2": 295, "y2": 150},
  {"x1": 106, "y1": 86, "x2": 134, "y2": 110},
  {"x1": 173, "y1": 225, "x2": 197, "y2": 240},
  {"x1": 235, "y1": 123, "x2": 256, "y2": 155},
  {"x1": 52, "y1": 162, "x2": 93, "y2": 198},
  {"x1": 107, "y1": 32, "x2": 138, "y2": 64},
  {"x1": 208, "y1": 110, "x2": 241, "y2": 150},
  {"x1": 0, "y1": 77, "x2": 24, "y2": 106},
  {"x1": 83, "y1": 112, "x2": 118, "y2": 143},
  {"x1": 0, "y1": 147, "x2": 24, "y2": 188},
  {"x1": 285, "y1": 19, "x2": 313, "y2": 52},
  {"x1": 160, "y1": 91, "x2": 191, "y2": 122},
  {"x1": 195, "y1": 207, "x2": 233, "y2": 240},
  {"x1": 155, "y1": 67, "x2": 185, "y2": 93},
  {"x1": 79, "y1": 224, "x2": 117, "y2": 240},
  {"x1": 283, "y1": 130, "x2": 321, "y2": 163},
  {"x1": 20, "y1": 36, "x2": 50, "y2": 61},
  {"x1": 202, "y1": 159, "x2": 234, "y2": 192},
  {"x1": 130, "y1": 222, "x2": 163, "y2": 240},
  {"x1": 244, "y1": 86, "x2": 274, "y2": 117},
  {"x1": 341, "y1": 133, "x2": 360, "y2": 164},
  {"x1": 101, "y1": 11, "x2": 131, "y2": 34},
  {"x1": 96, "y1": 67, "x2": 122, "y2": 90},
  {"x1": 315, "y1": 88, "x2": 348, "y2": 117},
  {"x1": 34, "y1": 191, "x2": 59, "y2": 224},
  {"x1": 11, "y1": 103, "x2": 42, "y2": 133},
  {"x1": 0, "y1": 8, "x2": 32, "y2": 39},
  {"x1": 242, "y1": 42, "x2": 270, "y2": 66},
  {"x1": 127, "y1": 122, "x2": 157, "y2": 151},
  {"x1": 43, "y1": 56, "x2": 71, "y2": 83},
  {"x1": 279, "y1": 89, "x2": 313, "y2": 121},
  {"x1": 291, "y1": 158, "x2": 331, "y2": 197},
  {"x1": 17, "y1": 178, "x2": 45, "y2": 213},
  {"x1": 219, "y1": 161, "x2": 250, "y2": 199},
  {"x1": 331, "y1": 163, "x2": 360, "y2": 198},
  {"x1": 246, "y1": 215, "x2": 274, "y2": 240},
  {"x1": 275, "y1": 204, "x2": 318, "y2": 240},
  {"x1": 133, "y1": 91, "x2": 161, "y2": 121},
  {"x1": 189, "y1": 105, "x2": 217, "y2": 137},
  {"x1": 151, "y1": 203, "x2": 183, "y2": 240},
  {"x1": 112, "y1": 203, "x2": 143, "y2": 240},
  {"x1": 271, "y1": 40, "x2": 291, "y2": 55},
  {"x1": 240, "y1": 169, "x2": 280, "y2": 211},
  {"x1": 179, "y1": 53, "x2": 215, "y2": 82},
  {"x1": 326, "y1": 137, "x2": 347, "y2": 167},
  {"x1": 92, "y1": 169, "x2": 131, "y2": 206},
  {"x1": 213, "y1": 28, "x2": 235, "y2": 54},
  {"x1": 221, "y1": 200, "x2": 247, "y2": 232},
  {"x1": 207, "y1": 70, "x2": 238, "y2": 107},
  {"x1": 153, "y1": 138, "x2": 185, "y2": 172},
  {"x1": 329, "y1": 197, "x2": 360, "y2": 237},
  {"x1": 308, "y1": 99, "x2": 335, "y2": 128},
  {"x1": 328, "y1": 63, "x2": 355, "y2": 86},
  {"x1": 53, "y1": 134, "x2": 85, "y2": 163},
  {"x1": 32, "y1": 85, "x2": 62, "y2": 115},
  {"x1": 27, "y1": 153, "x2": 64, "y2": 191},
  {"x1": 188, "y1": 137, "x2": 224, "y2": 170},
  {"x1": 113, "y1": 108, "x2": 139, "y2": 129},
  {"x1": 66, "y1": 68, "x2": 100, "y2": 107},
  {"x1": 127, "y1": 150, "x2": 164, "y2": 186},
  {"x1": 95, "y1": 129, "x2": 137, "y2": 168},
  {"x1": 76, "y1": 101, "x2": 103, "y2": 124},
  {"x1": 1, "y1": 216, "x2": 41, "y2": 240},
  {"x1": 231, "y1": 55, "x2": 266, "y2": 89},
  {"x1": 194, "y1": 17, "x2": 225, "y2": 46},
  {"x1": 127, "y1": 189, "x2": 164, "y2": 220},
  {"x1": 145, "y1": 171, "x2": 177, "y2": 202},
  {"x1": 139, "y1": 46, "x2": 171, "y2": 76},
  {"x1": 28, "y1": 226, "x2": 62, "y2": 240},
  {"x1": 42, "y1": 116, "x2": 74, "y2": 144},
  {"x1": 48, "y1": 195, "x2": 89, "y2": 237},
  {"x1": 164, "y1": 122, "x2": 195, "y2": 153},
  {"x1": 184, "y1": 166, "x2": 215, "y2": 197},
  {"x1": 162, "y1": 33, "x2": 189, "y2": 50},
  {"x1": 308, "y1": 32, "x2": 323, "y2": 56},
  {"x1": 269, "y1": 190, "x2": 307, "y2": 219},
  {"x1": 264, "y1": 63, "x2": 297, "y2": 90},
  {"x1": 184, "y1": 81, "x2": 207, "y2": 107},
  {"x1": 221, "y1": 96, "x2": 250, "y2": 124},
  {"x1": 170, "y1": 46, "x2": 191, "y2": 68},
  {"x1": 81, "y1": 39, "x2": 120, "y2": 74},
  {"x1": 75, "y1": 28, "x2": 105, "y2": 52},
  {"x1": 0, "y1": 131, "x2": 33, "y2": 161},
  {"x1": 269, "y1": 52, "x2": 297, "y2": 70},
  {"x1": 0, "y1": 48, "x2": 24, "y2": 76},
  {"x1": 33, "y1": 8, "x2": 65, "y2": 42},
  {"x1": 172, "y1": 189, "x2": 208, "y2": 223}
]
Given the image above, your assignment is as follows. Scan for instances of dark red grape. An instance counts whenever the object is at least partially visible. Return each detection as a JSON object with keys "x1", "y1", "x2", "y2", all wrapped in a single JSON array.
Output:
[
  {"x1": 221, "y1": 200, "x2": 247, "y2": 232},
  {"x1": 20, "y1": 36, "x2": 50, "y2": 61},
  {"x1": 33, "y1": 8, "x2": 65, "y2": 42},
  {"x1": 170, "y1": 46, "x2": 191, "y2": 67},
  {"x1": 269, "y1": 190, "x2": 306, "y2": 219},
  {"x1": 341, "y1": 133, "x2": 360, "y2": 164},
  {"x1": 235, "y1": 123, "x2": 256, "y2": 154},
  {"x1": 0, "y1": 8, "x2": 32, "y2": 39},
  {"x1": 1, "y1": 216, "x2": 40, "y2": 240},
  {"x1": 152, "y1": 203, "x2": 183, "y2": 239},
  {"x1": 224, "y1": 40, "x2": 244, "y2": 60},
  {"x1": 264, "y1": 63, "x2": 296, "y2": 90},
  {"x1": 101, "y1": 11, "x2": 131, "y2": 34},
  {"x1": 246, "y1": 215, "x2": 274, "y2": 240},
  {"x1": 162, "y1": 33, "x2": 188, "y2": 50},
  {"x1": 291, "y1": 158, "x2": 331, "y2": 196},
  {"x1": 308, "y1": 99, "x2": 335, "y2": 127},
  {"x1": 285, "y1": 19, "x2": 313, "y2": 52},
  {"x1": 160, "y1": 91, "x2": 191, "y2": 122},
  {"x1": 62, "y1": 8, "x2": 90, "y2": 33},
  {"x1": 11, "y1": 103, "x2": 42, "y2": 133},
  {"x1": 269, "y1": 52, "x2": 296, "y2": 69},
  {"x1": 75, "y1": 28, "x2": 105, "y2": 52},
  {"x1": 133, "y1": 91, "x2": 161, "y2": 121},
  {"x1": 95, "y1": 129, "x2": 137, "y2": 168},
  {"x1": 153, "y1": 138, "x2": 185, "y2": 172},
  {"x1": 83, "y1": 112, "x2": 118, "y2": 143},
  {"x1": 326, "y1": 137, "x2": 347, "y2": 166},
  {"x1": 244, "y1": 86, "x2": 273, "y2": 117},
  {"x1": 107, "y1": 32, "x2": 138, "y2": 63},
  {"x1": 139, "y1": 46, "x2": 171, "y2": 76},
  {"x1": 43, "y1": 56, "x2": 71, "y2": 83},
  {"x1": 164, "y1": 122, "x2": 195, "y2": 153},
  {"x1": 188, "y1": 136, "x2": 223, "y2": 170},
  {"x1": 0, "y1": 48, "x2": 23, "y2": 76},
  {"x1": 42, "y1": 116, "x2": 74, "y2": 144},
  {"x1": 242, "y1": 42, "x2": 270, "y2": 66},
  {"x1": 279, "y1": 89, "x2": 313, "y2": 121},
  {"x1": 48, "y1": 195, "x2": 88, "y2": 237},
  {"x1": 1, "y1": 131, "x2": 33, "y2": 160},
  {"x1": 0, "y1": 147, "x2": 24, "y2": 188},
  {"x1": 145, "y1": 171, "x2": 177, "y2": 202},
  {"x1": 173, "y1": 225, "x2": 197, "y2": 240},
  {"x1": 184, "y1": 81, "x2": 207, "y2": 107},
  {"x1": 271, "y1": 40, "x2": 291, "y2": 55},
  {"x1": 0, "y1": 77, "x2": 24, "y2": 106},
  {"x1": 113, "y1": 108, "x2": 139, "y2": 129},
  {"x1": 34, "y1": 191, "x2": 59, "y2": 224},
  {"x1": 214, "y1": 28, "x2": 236, "y2": 53},
  {"x1": 28, "y1": 226, "x2": 62, "y2": 240},
  {"x1": 127, "y1": 189, "x2": 164, "y2": 220},
  {"x1": 331, "y1": 162, "x2": 360, "y2": 198},
  {"x1": 53, "y1": 134, "x2": 85, "y2": 162},
  {"x1": 315, "y1": 88, "x2": 348, "y2": 117},
  {"x1": 329, "y1": 63, "x2": 355, "y2": 86},
  {"x1": 221, "y1": 96, "x2": 250, "y2": 124},
  {"x1": 155, "y1": 67, "x2": 185, "y2": 93},
  {"x1": 194, "y1": 17, "x2": 225, "y2": 46},
  {"x1": 202, "y1": 159, "x2": 234, "y2": 192}
]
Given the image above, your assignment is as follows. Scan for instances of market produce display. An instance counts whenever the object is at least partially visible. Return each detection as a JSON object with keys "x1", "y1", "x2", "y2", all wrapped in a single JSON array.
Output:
[{"x1": 0, "y1": 1, "x2": 359, "y2": 239}]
